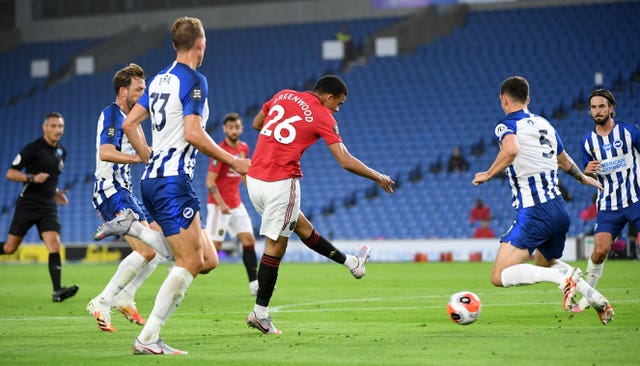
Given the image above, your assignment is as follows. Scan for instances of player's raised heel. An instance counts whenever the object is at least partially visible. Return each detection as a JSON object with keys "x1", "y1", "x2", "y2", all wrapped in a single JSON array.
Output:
[
  {"x1": 560, "y1": 267, "x2": 581, "y2": 311},
  {"x1": 87, "y1": 297, "x2": 116, "y2": 332},
  {"x1": 350, "y1": 245, "x2": 371, "y2": 279},
  {"x1": 596, "y1": 302, "x2": 615, "y2": 325},
  {"x1": 94, "y1": 208, "x2": 136, "y2": 241}
]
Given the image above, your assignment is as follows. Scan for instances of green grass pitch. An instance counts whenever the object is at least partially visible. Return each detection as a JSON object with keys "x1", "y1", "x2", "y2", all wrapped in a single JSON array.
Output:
[{"x1": 1, "y1": 259, "x2": 638, "y2": 365}]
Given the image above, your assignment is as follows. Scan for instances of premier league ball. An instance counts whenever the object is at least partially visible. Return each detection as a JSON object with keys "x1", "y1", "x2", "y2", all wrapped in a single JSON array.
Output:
[{"x1": 447, "y1": 291, "x2": 481, "y2": 325}]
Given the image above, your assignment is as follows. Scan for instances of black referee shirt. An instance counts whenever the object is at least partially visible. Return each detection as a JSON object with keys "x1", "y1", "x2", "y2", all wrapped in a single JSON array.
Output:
[{"x1": 10, "y1": 136, "x2": 66, "y2": 204}]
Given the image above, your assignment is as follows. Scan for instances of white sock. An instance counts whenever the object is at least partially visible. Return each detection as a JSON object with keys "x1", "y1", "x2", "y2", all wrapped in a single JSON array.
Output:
[
  {"x1": 98, "y1": 251, "x2": 147, "y2": 307},
  {"x1": 550, "y1": 260, "x2": 572, "y2": 275},
  {"x1": 120, "y1": 253, "x2": 162, "y2": 299},
  {"x1": 127, "y1": 221, "x2": 174, "y2": 261},
  {"x1": 576, "y1": 278, "x2": 607, "y2": 308},
  {"x1": 253, "y1": 304, "x2": 269, "y2": 319},
  {"x1": 500, "y1": 264, "x2": 563, "y2": 287},
  {"x1": 343, "y1": 254, "x2": 358, "y2": 270},
  {"x1": 584, "y1": 258, "x2": 604, "y2": 288},
  {"x1": 138, "y1": 266, "x2": 193, "y2": 344}
]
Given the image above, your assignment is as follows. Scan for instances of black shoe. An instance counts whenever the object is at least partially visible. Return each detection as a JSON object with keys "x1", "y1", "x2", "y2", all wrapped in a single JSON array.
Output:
[{"x1": 52, "y1": 285, "x2": 79, "y2": 302}]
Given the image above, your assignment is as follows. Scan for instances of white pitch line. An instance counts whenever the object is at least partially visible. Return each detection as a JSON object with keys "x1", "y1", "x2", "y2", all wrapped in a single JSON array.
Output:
[{"x1": 0, "y1": 297, "x2": 637, "y2": 322}]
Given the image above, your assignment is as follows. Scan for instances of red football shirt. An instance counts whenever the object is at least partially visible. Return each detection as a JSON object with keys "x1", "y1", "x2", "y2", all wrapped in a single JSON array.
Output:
[
  {"x1": 207, "y1": 140, "x2": 249, "y2": 208},
  {"x1": 473, "y1": 227, "x2": 495, "y2": 238},
  {"x1": 248, "y1": 89, "x2": 342, "y2": 181}
]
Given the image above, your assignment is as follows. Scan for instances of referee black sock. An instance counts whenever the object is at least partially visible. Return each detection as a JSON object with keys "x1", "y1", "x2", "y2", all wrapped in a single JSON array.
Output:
[
  {"x1": 301, "y1": 230, "x2": 347, "y2": 264},
  {"x1": 242, "y1": 245, "x2": 258, "y2": 282},
  {"x1": 0, "y1": 242, "x2": 5, "y2": 254},
  {"x1": 48, "y1": 253, "x2": 62, "y2": 291},
  {"x1": 256, "y1": 254, "x2": 281, "y2": 307}
]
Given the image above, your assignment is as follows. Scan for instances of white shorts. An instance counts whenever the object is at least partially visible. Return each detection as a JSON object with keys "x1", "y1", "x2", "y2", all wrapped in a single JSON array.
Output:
[
  {"x1": 247, "y1": 176, "x2": 300, "y2": 241},
  {"x1": 205, "y1": 202, "x2": 253, "y2": 242}
]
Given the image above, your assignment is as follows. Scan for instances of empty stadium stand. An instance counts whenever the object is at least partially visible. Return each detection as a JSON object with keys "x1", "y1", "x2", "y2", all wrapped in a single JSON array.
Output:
[{"x1": 1, "y1": 1, "x2": 638, "y2": 242}]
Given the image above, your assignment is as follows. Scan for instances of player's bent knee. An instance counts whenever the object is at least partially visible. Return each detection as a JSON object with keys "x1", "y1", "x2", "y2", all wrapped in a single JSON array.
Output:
[
  {"x1": 591, "y1": 247, "x2": 609, "y2": 263},
  {"x1": 3, "y1": 246, "x2": 17, "y2": 254},
  {"x1": 490, "y1": 273, "x2": 503, "y2": 287},
  {"x1": 133, "y1": 247, "x2": 156, "y2": 261},
  {"x1": 200, "y1": 257, "x2": 217, "y2": 274}
]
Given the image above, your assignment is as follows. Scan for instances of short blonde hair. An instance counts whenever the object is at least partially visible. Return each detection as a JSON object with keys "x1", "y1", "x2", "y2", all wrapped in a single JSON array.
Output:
[{"x1": 172, "y1": 17, "x2": 204, "y2": 52}]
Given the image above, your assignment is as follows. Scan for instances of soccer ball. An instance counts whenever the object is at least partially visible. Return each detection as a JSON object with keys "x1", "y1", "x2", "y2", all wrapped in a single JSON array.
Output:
[{"x1": 447, "y1": 291, "x2": 481, "y2": 325}]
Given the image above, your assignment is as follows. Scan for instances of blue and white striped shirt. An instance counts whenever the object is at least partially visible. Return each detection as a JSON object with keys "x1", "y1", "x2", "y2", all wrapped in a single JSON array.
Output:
[
  {"x1": 92, "y1": 103, "x2": 133, "y2": 208},
  {"x1": 494, "y1": 109, "x2": 565, "y2": 209},
  {"x1": 581, "y1": 121, "x2": 640, "y2": 211},
  {"x1": 138, "y1": 61, "x2": 210, "y2": 180}
]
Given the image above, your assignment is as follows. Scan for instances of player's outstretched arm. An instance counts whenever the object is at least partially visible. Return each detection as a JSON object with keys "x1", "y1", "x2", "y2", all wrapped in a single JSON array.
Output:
[
  {"x1": 99, "y1": 144, "x2": 143, "y2": 164},
  {"x1": 472, "y1": 134, "x2": 518, "y2": 186},
  {"x1": 122, "y1": 104, "x2": 151, "y2": 163},
  {"x1": 327, "y1": 142, "x2": 394, "y2": 193},
  {"x1": 184, "y1": 115, "x2": 250, "y2": 174},
  {"x1": 557, "y1": 151, "x2": 602, "y2": 190}
]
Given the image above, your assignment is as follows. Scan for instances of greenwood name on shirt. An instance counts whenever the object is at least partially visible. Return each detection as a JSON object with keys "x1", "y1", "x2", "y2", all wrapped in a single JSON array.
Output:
[{"x1": 248, "y1": 90, "x2": 342, "y2": 181}]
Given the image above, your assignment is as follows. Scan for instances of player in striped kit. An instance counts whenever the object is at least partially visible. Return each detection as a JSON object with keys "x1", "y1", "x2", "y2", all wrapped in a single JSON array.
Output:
[
  {"x1": 572, "y1": 89, "x2": 640, "y2": 312},
  {"x1": 88, "y1": 63, "x2": 171, "y2": 332},
  {"x1": 121, "y1": 17, "x2": 250, "y2": 355},
  {"x1": 472, "y1": 76, "x2": 614, "y2": 325}
]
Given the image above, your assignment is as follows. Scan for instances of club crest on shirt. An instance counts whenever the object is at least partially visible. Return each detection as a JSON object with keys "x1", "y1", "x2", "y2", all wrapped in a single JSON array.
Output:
[
  {"x1": 613, "y1": 139, "x2": 623, "y2": 149},
  {"x1": 218, "y1": 229, "x2": 224, "y2": 236},
  {"x1": 191, "y1": 87, "x2": 202, "y2": 101}
]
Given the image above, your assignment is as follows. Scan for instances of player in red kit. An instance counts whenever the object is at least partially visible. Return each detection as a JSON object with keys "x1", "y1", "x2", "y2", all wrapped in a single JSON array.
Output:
[
  {"x1": 245, "y1": 75, "x2": 394, "y2": 334},
  {"x1": 205, "y1": 112, "x2": 258, "y2": 295}
]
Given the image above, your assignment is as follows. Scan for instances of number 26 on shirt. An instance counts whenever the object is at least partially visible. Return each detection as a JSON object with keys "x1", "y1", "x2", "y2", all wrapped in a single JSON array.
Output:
[{"x1": 260, "y1": 105, "x2": 302, "y2": 144}]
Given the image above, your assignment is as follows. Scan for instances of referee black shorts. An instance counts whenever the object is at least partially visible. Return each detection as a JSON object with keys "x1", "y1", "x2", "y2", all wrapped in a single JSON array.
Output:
[{"x1": 9, "y1": 202, "x2": 61, "y2": 237}]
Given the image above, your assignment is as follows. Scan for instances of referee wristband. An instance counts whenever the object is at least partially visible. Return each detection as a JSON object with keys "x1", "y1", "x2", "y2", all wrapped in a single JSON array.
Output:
[{"x1": 26, "y1": 174, "x2": 34, "y2": 183}]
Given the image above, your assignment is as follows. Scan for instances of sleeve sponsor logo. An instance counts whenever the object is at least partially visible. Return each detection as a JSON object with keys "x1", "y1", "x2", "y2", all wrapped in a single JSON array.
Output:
[
  {"x1": 333, "y1": 124, "x2": 340, "y2": 135},
  {"x1": 107, "y1": 127, "x2": 116, "y2": 137},
  {"x1": 494, "y1": 124, "x2": 509, "y2": 138},
  {"x1": 191, "y1": 87, "x2": 203, "y2": 101}
]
